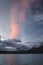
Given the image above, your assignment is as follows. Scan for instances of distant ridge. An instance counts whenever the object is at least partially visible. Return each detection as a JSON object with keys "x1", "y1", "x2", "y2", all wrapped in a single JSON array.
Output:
[{"x1": 0, "y1": 39, "x2": 43, "y2": 53}]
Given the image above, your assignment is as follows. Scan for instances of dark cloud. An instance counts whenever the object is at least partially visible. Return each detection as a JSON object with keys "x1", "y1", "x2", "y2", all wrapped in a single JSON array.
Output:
[{"x1": 30, "y1": 0, "x2": 43, "y2": 14}]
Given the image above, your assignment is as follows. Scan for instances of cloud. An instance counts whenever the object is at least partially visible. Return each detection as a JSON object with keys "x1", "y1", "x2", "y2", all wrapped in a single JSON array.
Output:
[
  {"x1": 30, "y1": 0, "x2": 43, "y2": 14},
  {"x1": 8, "y1": 0, "x2": 43, "y2": 42},
  {"x1": 9, "y1": 3, "x2": 20, "y2": 39},
  {"x1": 9, "y1": 22, "x2": 20, "y2": 39}
]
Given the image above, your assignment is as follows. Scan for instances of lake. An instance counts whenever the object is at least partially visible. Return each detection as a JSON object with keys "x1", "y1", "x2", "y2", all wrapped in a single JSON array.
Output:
[{"x1": 0, "y1": 54, "x2": 43, "y2": 65}]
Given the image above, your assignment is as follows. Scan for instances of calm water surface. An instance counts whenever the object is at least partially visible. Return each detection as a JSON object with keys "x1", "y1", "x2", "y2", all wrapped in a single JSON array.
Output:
[{"x1": 0, "y1": 54, "x2": 43, "y2": 65}]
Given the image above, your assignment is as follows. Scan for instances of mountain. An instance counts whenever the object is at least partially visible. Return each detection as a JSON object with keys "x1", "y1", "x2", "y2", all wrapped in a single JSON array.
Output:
[
  {"x1": 0, "y1": 39, "x2": 43, "y2": 53},
  {"x1": 0, "y1": 39, "x2": 29, "y2": 51}
]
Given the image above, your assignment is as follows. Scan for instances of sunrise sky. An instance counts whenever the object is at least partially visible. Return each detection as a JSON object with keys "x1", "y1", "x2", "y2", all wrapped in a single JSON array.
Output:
[{"x1": 0, "y1": 0, "x2": 43, "y2": 42}]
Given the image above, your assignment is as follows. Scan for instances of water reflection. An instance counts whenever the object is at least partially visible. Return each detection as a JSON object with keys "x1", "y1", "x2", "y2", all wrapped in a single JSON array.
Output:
[
  {"x1": 0, "y1": 54, "x2": 43, "y2": 65},
  {"x1": 7, "y1": 54, "x2": 16, "y2": 65}
]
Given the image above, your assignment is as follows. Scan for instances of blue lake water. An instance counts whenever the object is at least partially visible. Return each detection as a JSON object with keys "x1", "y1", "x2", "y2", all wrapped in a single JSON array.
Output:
[{"x1": 0, "y1": 54, "x2": 43, "y2": 65}]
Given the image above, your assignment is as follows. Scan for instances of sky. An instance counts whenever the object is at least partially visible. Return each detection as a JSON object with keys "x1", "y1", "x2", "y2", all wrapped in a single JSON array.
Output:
[{"x1": 0, "y1": 0, "x2": 43, "y2": 42}]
